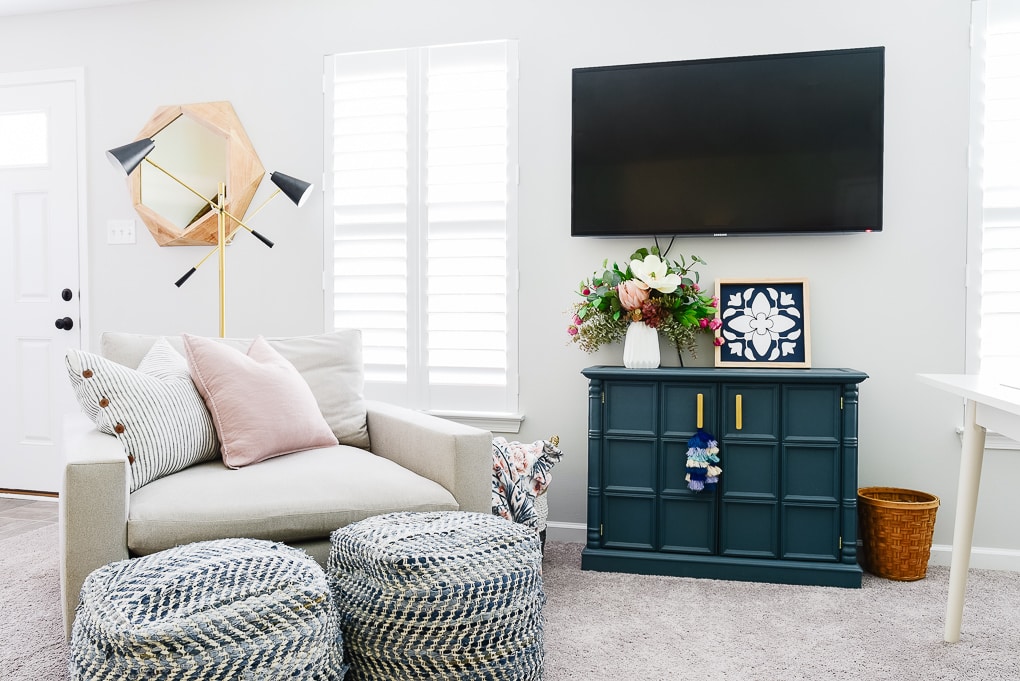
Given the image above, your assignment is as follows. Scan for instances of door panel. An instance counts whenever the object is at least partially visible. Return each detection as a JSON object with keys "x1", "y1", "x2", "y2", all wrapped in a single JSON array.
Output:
[
  {"x1": 721, "y1": 384, "x2": 778, "y2": 438},
  {"x1": 720, "y1": 500, "x2": 778, "y2": 558},
  {"x1": 0, "y1": 74, "x2": 83, "y2": 493}
]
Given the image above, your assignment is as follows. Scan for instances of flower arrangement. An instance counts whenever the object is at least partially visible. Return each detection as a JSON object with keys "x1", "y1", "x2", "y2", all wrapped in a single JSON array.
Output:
[{"x1": 568, "y1": 246, "x2": 722, "y2": 356}]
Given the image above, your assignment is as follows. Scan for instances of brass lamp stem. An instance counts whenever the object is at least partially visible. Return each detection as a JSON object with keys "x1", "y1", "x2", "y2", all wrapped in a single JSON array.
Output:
[
  {"x1": 144, "y1": 155, "x2": 259, "y2": 240},
  {"x1": 217, "y1": 182, "x2": 227, "y2": 338},
  {"x1": 240, "y1": 188, "x2": 282, "y2": 224},
  {"x1": 143, "y1": 156, "x2": 214, "y2": 206}
]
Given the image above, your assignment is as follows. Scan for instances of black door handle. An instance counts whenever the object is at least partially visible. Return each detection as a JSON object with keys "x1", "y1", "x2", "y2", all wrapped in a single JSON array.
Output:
[
  {"x1": 55, "y1": 317, "x2": 74, "y2": 331},
  {"x1": 62, "y1": 288, "x2": 73, "y2": 301}
]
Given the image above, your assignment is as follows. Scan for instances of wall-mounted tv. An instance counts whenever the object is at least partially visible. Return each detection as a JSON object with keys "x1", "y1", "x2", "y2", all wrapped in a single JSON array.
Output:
[{"x1": 571, "y1": 47, "x2": 885, "y2": 237}]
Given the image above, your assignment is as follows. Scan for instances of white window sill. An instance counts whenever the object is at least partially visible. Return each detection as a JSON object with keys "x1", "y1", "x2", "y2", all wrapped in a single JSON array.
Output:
[{"x1": 428, "y1": 410, "x2": 524, "y2": 434}]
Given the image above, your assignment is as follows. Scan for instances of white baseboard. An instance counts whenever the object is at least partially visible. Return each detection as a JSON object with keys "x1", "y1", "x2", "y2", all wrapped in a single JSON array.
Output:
[
  {"x1": 929, "y1": 543, "x2": 1020, "y2": 572},
  {"x1": 545, "y1": 521, "x2": 586, "y2": 544},
  {"x1": 545, "y1": 523, "x2": 1020, "y2": 573},
  {"x1": 0, "y1": 492, "x2": 56, "y2": 502}
]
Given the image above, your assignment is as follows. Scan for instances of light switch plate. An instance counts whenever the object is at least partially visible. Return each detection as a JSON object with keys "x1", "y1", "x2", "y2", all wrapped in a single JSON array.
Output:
[{"x1": 107, "y1": 219, "x2": 136, "y2": 245}]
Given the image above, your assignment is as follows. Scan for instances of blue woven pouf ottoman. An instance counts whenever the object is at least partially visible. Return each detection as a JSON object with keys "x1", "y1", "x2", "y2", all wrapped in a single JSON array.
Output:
[
  {"x1": 69, "y1": 538, "x2": 346, "y2": 681},
  {"x1": 328, "y1": 511, "x2": 545, "y2": 680}
]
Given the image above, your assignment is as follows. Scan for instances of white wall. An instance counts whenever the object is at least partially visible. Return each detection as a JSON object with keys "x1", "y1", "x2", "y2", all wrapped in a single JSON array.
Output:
[{"x1": 3, "y1": 0, "x2": 1016, "y2": 560}]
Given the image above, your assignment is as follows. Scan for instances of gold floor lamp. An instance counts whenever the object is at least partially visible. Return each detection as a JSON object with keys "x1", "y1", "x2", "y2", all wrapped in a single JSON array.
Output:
[{"x1": 106, "y1": 137, "x2": 313, "y2": 338}]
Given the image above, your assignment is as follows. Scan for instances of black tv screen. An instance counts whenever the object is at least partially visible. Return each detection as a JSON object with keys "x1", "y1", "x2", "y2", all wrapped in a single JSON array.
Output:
[{"x1": 571, "y1": 47, "x2": 885, "y2": 237}]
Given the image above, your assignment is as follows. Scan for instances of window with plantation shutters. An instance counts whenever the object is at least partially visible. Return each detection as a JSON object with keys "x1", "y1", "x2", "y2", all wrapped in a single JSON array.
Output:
[
  {"x1": 970, "y1": 1, "x2": 1020, "y2": 382},
  {"x1": 326, "y1": 41, "x2": 519, "y2": 422}
]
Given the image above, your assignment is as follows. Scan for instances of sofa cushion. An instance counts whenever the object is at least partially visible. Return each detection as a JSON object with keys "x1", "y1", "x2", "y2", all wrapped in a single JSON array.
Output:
[
  {"x1": 101, "y1": 330, "x2": 371, "y2": 449},
  {"x1": 126, "y1": 445, "x2": 459, "y2": 555},
  {"x1": 65, "y1": 338, "x2": 218, "y2": 492},
  {"x1": 182, "y1": 334, "x2": 338, "y2": 468}
]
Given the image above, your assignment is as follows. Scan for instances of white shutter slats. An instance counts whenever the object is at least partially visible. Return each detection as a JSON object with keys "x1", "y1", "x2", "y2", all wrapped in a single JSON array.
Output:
[
  {"x1": 979, "y1": 18, "x2": 1020, "y2": 377},
  {"x1": 329, "y1": 41, "x2": 518, "y2": 413},
  {"x1": 424, "y1": 42, "x2": 511, "y2": 398},
  {"x1": 333, "y1": 51, "x2": 410, "y2": 384}
]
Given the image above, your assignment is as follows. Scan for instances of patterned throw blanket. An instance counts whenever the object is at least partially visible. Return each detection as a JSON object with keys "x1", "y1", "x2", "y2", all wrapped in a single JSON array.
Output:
[{"x1": 491, "y1": 437, "x2": 564, "y2": 529}]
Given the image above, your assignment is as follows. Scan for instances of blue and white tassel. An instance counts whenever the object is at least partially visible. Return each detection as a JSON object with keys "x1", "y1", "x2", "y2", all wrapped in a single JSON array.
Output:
[{"x1": 685, "y1": 428, "x2": 721, "y2": 492}]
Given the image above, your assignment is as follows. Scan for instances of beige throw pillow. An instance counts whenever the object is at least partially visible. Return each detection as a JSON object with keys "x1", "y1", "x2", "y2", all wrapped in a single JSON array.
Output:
[
  {"x1": 182, "y1": 334, "x2": 338, "y2": 468},
  {"x1": 99, "y1": 330, "x2": 371, "y2": 449}
]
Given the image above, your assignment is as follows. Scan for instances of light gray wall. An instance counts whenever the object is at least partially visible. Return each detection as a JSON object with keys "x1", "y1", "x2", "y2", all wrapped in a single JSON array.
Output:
[{"x1": 3, "y1": 0, "x2": 1016, "y2": 555}]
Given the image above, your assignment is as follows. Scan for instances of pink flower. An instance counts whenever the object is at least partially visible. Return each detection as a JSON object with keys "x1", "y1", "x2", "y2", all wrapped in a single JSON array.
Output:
[
  {"x1": 713, "y1": 337, "x2": 724, "y2": 346},
  {"x1": 712, "y1": 297, "x2": 719, "y2": 308},
  {"x1": 582, "y1": 287, "x2": 591, "y2": 296},
  {"x1": 617, "y1": 280, "x2": 651, "y2": 310},
  {"x1": 708, "y1": 319, "x2": 722, "y2": 330},
  {"x1": 567, "y1": 325, "x2": 579, "y2": 336},
  {"x1": 699, "y1": 318, "x2": 709, "y2": 328},
  {"x1": 573, "y1": 314, "x2": 582, "y2": 325},
  {"x1": 693, "y1": 283, "x2": 701, "y2": 292}
]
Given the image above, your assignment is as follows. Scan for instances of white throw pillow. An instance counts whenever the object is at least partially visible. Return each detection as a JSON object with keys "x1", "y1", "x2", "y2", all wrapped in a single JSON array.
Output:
[{"x1": 65, "y1": 338, "x2": 218, "y2": 492}]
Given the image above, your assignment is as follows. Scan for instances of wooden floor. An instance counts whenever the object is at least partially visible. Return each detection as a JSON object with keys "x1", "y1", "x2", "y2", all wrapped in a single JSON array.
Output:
[{"x1": 0, "y1": 496, "x2": 58, "y2": 541}]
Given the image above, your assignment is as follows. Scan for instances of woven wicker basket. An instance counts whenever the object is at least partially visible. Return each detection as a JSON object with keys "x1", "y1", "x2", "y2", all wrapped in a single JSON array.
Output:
[{"x1": 858, "y1": 487, "x2": 939, "y2": 581}]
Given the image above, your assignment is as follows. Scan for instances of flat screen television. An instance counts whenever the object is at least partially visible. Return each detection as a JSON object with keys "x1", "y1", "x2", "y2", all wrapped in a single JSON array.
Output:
[{"x1": 571, "y1": 47, "x2": 885, "y2": 237}]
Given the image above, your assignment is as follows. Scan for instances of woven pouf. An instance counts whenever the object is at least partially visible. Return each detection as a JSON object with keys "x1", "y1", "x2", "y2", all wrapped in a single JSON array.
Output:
[
  {"x1": 328, "y1": 511, "x2": 545, "y2": 681},
  {"x1": 69, "y1": 538, "x2": 346, "y2": 681}
]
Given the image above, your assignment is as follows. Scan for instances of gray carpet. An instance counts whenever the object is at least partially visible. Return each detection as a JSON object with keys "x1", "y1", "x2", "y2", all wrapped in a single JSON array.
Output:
[{"x1": 4, "y1": 526, "x2": 1019, "y2": 680}]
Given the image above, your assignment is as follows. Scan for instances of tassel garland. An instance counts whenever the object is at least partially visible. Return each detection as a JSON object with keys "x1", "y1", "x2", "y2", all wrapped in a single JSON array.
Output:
[{"x1": 685, "y1": 428, "x2": 721, "y2": 492}]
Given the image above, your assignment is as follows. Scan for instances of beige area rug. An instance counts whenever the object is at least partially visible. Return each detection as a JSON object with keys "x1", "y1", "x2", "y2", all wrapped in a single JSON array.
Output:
[
  {"x1": 4, "y1": 526, "x2": 1019, "y2": 680},
  {"x1": 0, "y1": 524, "x2": 68, "y2": 680}
]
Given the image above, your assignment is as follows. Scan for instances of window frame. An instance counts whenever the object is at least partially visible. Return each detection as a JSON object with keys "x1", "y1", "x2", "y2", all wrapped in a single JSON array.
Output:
[
  {"x1": 322, "y1": 41, "x2": 522, "y2": 432},
  {"x1": 966, "y1": 0, "x2": 1020, "y2": 449}
]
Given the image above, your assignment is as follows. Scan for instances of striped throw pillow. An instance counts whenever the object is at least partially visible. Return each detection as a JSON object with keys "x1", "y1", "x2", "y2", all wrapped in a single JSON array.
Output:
[{"x1": 65, "y1": 337, "x2": 218, "y2": 492}]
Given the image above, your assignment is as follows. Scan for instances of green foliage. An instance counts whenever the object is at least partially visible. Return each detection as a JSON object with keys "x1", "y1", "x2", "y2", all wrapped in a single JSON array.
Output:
[{"x1": 567, "y1": 247, "x2": 720, "y2": 358}]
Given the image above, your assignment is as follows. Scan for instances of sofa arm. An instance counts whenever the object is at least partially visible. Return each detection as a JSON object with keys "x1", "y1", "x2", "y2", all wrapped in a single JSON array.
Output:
[
  {"x1": 59, "y1": 428, "x2": 130, "y2": 640},
  {"x1": 365, "y1": 400, "x2": 492, "y2": 515}
]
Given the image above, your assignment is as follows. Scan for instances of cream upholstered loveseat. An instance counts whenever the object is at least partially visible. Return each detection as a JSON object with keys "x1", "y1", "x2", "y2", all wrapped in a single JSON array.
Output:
[{"x1": 59, "y1": 330, "x2": 493, "y2": 638}]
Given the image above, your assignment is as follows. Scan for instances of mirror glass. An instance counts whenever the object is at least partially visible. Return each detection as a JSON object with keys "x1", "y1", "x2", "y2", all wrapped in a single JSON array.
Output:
[{"x1": 140, "y1": 116, "x2": 227, "y2": 229}]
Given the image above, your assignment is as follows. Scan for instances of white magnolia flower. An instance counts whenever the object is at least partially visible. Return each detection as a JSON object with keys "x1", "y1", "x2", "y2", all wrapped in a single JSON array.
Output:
[
  {"x1": 630, "y1": 254, "x2": 683, "y2": 294},
  {"x1": 727, "y1": 290, "x2": 797, "y2": 358}
]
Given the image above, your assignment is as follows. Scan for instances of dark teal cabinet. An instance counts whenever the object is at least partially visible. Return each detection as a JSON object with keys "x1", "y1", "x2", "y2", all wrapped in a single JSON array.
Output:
[{"x1": 581, "y1": 366, "x2": 868, "y2": 587}]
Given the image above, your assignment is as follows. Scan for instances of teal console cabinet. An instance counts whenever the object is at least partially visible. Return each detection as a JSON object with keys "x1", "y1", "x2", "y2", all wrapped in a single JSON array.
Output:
[{"x1": 581, "y1": 366, "x2": 868, "y2": 587}]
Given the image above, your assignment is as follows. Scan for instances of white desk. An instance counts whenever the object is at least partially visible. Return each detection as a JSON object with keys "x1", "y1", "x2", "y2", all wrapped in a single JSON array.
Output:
[{"x1": 917, "y1": 374, "x2": 1020, "y2": 643}]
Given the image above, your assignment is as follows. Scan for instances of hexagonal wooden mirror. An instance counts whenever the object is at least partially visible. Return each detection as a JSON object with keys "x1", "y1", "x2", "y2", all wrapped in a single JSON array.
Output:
[{"x1": 127, "y1": 101, "x2": 265, "y2": 246}]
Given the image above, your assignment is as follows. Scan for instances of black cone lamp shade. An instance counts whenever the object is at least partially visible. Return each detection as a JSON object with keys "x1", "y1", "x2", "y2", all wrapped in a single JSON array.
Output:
[
  {"x1": 270, "y1": 171, "x2": 314, "y2": 207},
  {"x1": 106, "y1": 138, "x2": 156, "y2": 176}
]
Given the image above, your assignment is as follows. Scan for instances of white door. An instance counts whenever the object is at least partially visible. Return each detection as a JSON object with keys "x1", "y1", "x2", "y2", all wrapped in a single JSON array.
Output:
[{"x1": 0, "y1": 72, "x2": 84, "y2": 494}]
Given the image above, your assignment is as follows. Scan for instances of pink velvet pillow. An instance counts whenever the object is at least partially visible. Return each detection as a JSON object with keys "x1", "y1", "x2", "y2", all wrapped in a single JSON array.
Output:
[{"x1": 182, "y1": 334, "x2": 339, "y2": 468}]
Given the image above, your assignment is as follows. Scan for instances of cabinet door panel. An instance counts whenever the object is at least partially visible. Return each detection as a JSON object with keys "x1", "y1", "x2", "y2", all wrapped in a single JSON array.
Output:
[
  {"x1": 604, "y1": 438, "x2": 656, "y2": 492},
  {"x1": 783, "y1": 444, "x2": 839, "y2": 502},
  {"x1": 661, "y1": 439, "x2": 693, "y2": 494},
  {"x1": 603, "y1": 494, "x2": 655, "y2": 550},
  {"x1": 784, "y1": 385, "x2": 840, "y2": 441},
  {"x1": 605, "y1": 382, "x2": 657, "y2": 434},
  {"x1": 662, "y1": 383, "x2": 716, "y2": 437},
  {"x1": 721, "y1": 385, "x2": 778, "y2": 438},
  {"x1": 720, "y1": 501, "x2": 777, "y2": 558},
  {"x1": 782, "y1": 504, "x2": 839, "y2": 561},
  {"x1": 721, "y1": 442, "x2": 778, "y2": 499},
  {"x1": 660, "y1": 496, "x2": 716, "y2": 554}
]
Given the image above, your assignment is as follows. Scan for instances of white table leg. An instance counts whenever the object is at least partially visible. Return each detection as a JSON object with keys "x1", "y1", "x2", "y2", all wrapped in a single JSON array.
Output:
[{"x1": 944, "y1": 398, "x2": 986, "y2": 643}]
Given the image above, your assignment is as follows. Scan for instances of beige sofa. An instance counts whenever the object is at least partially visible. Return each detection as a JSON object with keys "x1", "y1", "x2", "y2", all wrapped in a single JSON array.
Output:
[{"x1": 59, "y1": 331, "x2": 493, "y2": 638}]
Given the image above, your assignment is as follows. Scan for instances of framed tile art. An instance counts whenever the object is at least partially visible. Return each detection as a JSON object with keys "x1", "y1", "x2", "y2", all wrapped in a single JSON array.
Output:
[{"x1": 714, "y1": 279, "x2": 811, "y2": 368}]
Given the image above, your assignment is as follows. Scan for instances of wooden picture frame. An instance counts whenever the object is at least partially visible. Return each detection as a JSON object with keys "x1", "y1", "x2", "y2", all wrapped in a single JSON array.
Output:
[{"x1": 714, "y1": 279, "x2": 811, "y2": 368}]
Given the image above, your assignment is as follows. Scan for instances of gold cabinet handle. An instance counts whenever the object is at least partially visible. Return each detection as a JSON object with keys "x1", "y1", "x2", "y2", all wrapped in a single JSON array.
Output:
[
  {"x1": 735, "y1": 394, "x2": 743, "y2": 430},
  {"x1": 697, "y1": 393, "x2": 704, "y2": 429}
]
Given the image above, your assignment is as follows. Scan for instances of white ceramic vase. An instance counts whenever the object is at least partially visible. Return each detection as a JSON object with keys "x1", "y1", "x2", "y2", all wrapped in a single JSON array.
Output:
[{"x1": 622, "y1": 321, "x2": 660, "y2": 369}]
